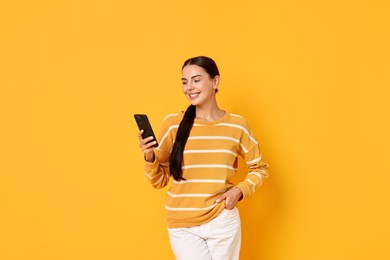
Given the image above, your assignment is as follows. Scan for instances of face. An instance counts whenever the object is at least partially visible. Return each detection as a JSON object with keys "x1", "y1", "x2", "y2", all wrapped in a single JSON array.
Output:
[{"x1": 181, "y1": 65, "x2": 219, "y2": 107}]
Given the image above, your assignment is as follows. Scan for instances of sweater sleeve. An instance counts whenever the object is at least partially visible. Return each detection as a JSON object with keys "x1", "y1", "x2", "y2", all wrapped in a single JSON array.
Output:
[
  {"x1": 144, "y1": 115, "x2": 176, "y2": 189},
  {"x1": 235, "y1": 119, "x2": 269, "y2": 199},
  {"x1": 236, "y1": 144, "x2": 269, "y2": 199}
]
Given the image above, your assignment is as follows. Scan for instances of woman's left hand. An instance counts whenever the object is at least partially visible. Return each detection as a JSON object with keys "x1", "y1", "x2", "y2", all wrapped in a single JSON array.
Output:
[{"x1": 216, "y1": 187, "x2": 243, "y2": 210}]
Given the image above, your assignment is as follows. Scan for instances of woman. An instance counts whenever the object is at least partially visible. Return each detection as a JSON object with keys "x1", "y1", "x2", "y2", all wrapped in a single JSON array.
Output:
[{"x1": 137, "y1": 56, "x2": 269, "y2": 260}]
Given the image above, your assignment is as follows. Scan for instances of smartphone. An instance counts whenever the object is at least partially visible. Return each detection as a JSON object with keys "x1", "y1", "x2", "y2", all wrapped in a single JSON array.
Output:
[{"x1": 134, "y1": 114, "x2": 159, "y2": 148}]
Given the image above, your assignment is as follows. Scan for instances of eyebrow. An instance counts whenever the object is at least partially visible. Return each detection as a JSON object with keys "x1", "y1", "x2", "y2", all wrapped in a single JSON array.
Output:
[{"x1": 181, "y1": 74, "x2": 202, "y2": 81}]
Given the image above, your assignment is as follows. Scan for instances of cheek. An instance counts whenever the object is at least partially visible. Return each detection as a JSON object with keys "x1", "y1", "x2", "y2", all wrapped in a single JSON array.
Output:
[{"x1": 200, "y1": 83, "x2": 212, "y2": 93}]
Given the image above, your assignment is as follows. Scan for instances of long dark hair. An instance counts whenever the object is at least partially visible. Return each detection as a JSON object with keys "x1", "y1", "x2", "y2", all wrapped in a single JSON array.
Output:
[{"x1": 169, "y1": 56, "x2": 220, "y2": 181}]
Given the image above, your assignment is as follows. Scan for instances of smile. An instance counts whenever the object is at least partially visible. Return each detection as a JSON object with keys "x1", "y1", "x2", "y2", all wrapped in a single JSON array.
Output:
[{"x1": 188, "y1": 93, "x2": 200, "y2": 98}]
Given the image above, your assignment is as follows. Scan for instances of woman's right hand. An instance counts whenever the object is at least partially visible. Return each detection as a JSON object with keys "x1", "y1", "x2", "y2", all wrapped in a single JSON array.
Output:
[{"x1": 137, "y1": 130, "x2": 157, "y2": 163}]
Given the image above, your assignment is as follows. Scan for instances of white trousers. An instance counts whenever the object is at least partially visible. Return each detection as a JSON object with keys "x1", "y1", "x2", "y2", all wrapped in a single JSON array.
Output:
[{"x1": 168, "y1": 207, "x2": 241, "y2": 260}]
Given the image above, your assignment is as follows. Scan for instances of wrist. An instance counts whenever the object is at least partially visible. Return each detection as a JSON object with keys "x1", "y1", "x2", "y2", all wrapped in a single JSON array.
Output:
[
  {"x1": 144, "y1": 153, "x2": 155, "y2": 163},
  {"x1": 234, "y1": 187, "x2": 243, "y2": 200}
]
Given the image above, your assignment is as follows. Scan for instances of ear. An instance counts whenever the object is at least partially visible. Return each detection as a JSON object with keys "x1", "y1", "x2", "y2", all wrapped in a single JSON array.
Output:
[{"x1": 213, "y1": 75, "x2": 220, "y2": 90}]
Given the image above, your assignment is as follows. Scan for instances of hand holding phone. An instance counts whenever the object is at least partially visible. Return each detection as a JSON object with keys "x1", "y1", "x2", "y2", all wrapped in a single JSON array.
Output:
[{"x1": 134, "y1": 114, "x2": 158, "y2": 148}]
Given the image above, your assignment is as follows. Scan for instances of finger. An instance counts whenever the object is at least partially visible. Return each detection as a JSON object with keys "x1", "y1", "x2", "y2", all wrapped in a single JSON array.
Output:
[
  {"x1": 140, "y1": 141, "x2": 158, "y2": 154},
  {"x1": 137, "y1": 130, "x2": 144, "y2": 140},
  {"x1": 224, "y1": 192, "x2": 236, "y2": 208},
  {"x1": 143, "y1": 140, "x2": 157, "y2": 150},
  {"x1": 225, "y1": 199, "x2": 234, "y2": 210},
  {"x1": 216, "y1": 193, "x2": 227, "y2": 203},
  {"x1": 224, "y1": 195, "x2": 231, "y2": 208},
  {"x1": 142, "y1": 136, "x2": 154, "y2": 144},
  {"x1": 142, "y1": 137, "x2": 156, "y2": 147},
  {"x1": 226, "y1": 204, "x2": 235, "y2": 210},
  {"x1": 139, "y1": 136, "x2": 155, "y2": 147}
]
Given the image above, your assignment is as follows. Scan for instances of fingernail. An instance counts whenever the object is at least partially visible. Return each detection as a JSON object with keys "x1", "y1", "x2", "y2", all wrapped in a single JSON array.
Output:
[{"x1": 216, "y1": 199, "x2": 220, "y2": 203}]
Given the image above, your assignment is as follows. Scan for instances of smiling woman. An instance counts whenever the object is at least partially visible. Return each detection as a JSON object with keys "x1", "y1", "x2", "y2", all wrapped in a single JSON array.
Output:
[
  {"x1": 136, "y1": 56, "x2": 269, "y2": 260},
  {"x1": 181, "y1": 65, "x2": 220, "y2": 109}
]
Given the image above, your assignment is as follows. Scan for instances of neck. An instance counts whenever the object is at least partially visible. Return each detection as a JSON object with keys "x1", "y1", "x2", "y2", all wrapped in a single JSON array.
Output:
[{"x1": 195, "y1": 101, "x2": 225, "y2": 122}]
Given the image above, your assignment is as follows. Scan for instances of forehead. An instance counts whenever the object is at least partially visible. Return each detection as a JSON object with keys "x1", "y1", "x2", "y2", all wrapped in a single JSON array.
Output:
[{"x1": 182, "y1": 65, "x2": 207, "y2": 79}]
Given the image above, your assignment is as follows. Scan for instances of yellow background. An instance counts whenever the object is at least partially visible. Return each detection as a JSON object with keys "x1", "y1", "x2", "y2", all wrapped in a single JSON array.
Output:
[{"x1": 1, "y1": 0, "x2": 389, "y2": 259}]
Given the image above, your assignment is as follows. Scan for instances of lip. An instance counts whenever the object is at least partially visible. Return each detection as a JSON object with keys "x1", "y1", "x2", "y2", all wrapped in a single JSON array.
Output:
[{"x1": 187, "y1": 92, "x2": 200, "y2": 99}]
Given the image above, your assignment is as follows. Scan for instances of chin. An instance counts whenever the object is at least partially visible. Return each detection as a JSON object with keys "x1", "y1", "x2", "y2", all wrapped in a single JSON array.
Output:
[
  {"x1": 187, "y1": 98, "x2": 201, "y2": 106},
  {"x1": 189, "y1": 101, "x2": 199, "y2": 106}
]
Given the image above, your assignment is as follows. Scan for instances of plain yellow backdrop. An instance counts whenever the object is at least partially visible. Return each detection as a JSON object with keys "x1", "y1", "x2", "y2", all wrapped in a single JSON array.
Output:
[{"x1": 1, "y1": 0, "x2": 389, "y2": 259}]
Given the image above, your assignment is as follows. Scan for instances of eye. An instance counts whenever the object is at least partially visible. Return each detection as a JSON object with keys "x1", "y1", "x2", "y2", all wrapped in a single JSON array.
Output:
[{"x1": 194, "y1": 79, "x2": 200, "y2": 83}]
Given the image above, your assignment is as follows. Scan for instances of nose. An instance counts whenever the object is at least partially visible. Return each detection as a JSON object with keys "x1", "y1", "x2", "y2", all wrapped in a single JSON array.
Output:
[{"x1": 187, "y1": 82, "x2": 195, "y2": 91}]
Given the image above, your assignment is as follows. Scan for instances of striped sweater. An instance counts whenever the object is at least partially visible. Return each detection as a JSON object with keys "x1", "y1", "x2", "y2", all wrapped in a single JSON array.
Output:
[{"x1": 144, "y1": 111, "x2": 269, "y2": 228}]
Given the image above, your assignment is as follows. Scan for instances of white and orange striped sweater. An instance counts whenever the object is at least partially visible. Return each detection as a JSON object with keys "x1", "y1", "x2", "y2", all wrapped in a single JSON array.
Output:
[{"x1": 144, "y1": 111, "x2": 269, "y2": 228}]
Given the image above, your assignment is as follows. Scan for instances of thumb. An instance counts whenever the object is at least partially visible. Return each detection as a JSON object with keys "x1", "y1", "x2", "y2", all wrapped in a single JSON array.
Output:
[{"x1": 216, "y1": 193, "x2": 228, "y2": 203}]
